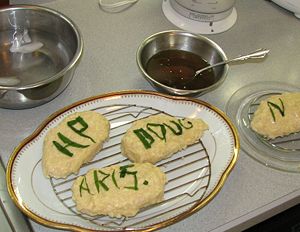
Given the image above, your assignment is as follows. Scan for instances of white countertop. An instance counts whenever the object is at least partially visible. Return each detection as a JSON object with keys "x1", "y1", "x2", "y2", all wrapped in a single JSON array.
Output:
[{"x1": 2, "y1": 0, "x2": 300, "y2": 231}]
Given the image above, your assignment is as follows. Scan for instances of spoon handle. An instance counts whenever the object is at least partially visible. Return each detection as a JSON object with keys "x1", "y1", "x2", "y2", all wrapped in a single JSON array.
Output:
[
  {"x1": 195, "y1": 48, "x2": 270, "y2": 75},
  {"x1": 230, "y1": 48, "x2": 270, "y2": 62}
]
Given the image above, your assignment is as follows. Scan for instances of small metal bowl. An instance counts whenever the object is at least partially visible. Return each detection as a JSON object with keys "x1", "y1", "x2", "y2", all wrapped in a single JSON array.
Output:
[
  {"x1": 0, "y1": 5, "x2": 83, "y2": 109},
  {"x1": 136, "y1": 30, "x2": 228, "y2": 96}
]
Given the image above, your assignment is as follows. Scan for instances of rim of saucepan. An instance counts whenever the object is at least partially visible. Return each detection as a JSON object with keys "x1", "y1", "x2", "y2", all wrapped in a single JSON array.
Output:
[
  {"x1": 136, "y1": 30, "x2": 228, "y2": 95},
  {"x1": 0, "y1": 5, "x2": 83, "y2": 91}
]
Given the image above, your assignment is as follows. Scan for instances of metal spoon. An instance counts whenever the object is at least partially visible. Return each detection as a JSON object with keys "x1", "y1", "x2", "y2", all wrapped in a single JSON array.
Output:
[
  {"x1": 194, "y1": 48, "x2": 270, "y2": 78},
  {"x1": 0, "y1": 76, "x2": 21, "y2": 86}
]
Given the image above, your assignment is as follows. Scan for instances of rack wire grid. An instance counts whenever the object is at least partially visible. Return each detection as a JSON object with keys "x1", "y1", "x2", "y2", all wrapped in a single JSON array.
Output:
[{"x1": 50, "y1": 104, "x2": 211, "y2": 230}]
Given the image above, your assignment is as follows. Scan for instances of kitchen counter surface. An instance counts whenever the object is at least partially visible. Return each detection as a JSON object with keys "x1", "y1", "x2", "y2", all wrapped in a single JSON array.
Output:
[{"x1": 2, "y1": 0, "x2": 300, "y2": 231}]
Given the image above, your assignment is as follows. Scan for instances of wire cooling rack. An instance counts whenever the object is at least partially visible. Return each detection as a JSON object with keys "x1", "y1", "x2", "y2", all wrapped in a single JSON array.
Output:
[{"x1": 49, "y1": 104, "x2": 211, "y2": 230}]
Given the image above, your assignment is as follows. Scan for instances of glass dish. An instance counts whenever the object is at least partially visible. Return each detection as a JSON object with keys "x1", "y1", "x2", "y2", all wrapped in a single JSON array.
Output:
[{"x1": 226, "y1": 82, "x2": 300, "y2": 172}]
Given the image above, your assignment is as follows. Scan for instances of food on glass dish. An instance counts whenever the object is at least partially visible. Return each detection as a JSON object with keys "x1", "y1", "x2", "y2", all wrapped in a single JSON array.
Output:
[
  {"x1": 71, "y1": 163, "x2": 166, "y2": 218},
  {"x1": 250, "y1": 92, "x2": 300, "y2": 139},
  {"x1": 121, "y1": 113, "x2": 209, "y2": 164},
  {"x1": 42, "y1": 111, "x2": 110, "y2": 179}
]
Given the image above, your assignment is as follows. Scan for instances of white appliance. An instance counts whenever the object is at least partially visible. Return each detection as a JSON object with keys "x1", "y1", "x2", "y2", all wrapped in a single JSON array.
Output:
[
  {"x1": 162, "y1": 0, "x2": 237, "y2": 34},
  {"x1": 272, "y1": 0, "x2": 300, "y2": 18}
]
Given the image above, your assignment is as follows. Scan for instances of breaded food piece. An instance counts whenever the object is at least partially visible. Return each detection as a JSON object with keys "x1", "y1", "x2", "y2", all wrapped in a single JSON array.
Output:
[
  {"x1": 121, "y1": 113, "x2": 208, "y2": 164},
  {"x1": 71, "y1": 163, "x2": 166, "y2": 218},
  {"x1": 250, "y1": 92, "x2": 300, "y2": 139},
  {"x1": 42, "y1": 111, "x2": 110, "y2": 179}
]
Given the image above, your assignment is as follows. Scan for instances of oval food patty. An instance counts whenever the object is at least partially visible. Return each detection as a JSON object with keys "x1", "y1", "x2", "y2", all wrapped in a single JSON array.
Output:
[
  {"x1": 42, "y1": 111, "x2": 110, "y2": 179},
  {"x1": 251, "y1": 92, "x2": 300, "y2": 139},
  {"x1": 71, "y1": 163, "x2": 166, "y2": 218},
  {"x1": 121, "y1": 113, "x2": 208, "y2": 164}
]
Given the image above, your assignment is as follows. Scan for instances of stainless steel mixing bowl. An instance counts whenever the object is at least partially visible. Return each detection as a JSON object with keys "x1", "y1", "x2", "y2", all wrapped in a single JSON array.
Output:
[
  {"x1": 136, "y1": 30, "x2": 228, "y2": 96},
  {"x1": 0, "y1": 5, "x2": 83, "y2": 109}
]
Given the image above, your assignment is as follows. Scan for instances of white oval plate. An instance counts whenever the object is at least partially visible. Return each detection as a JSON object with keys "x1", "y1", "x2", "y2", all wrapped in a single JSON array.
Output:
[{"x1": 7, "y1": 91, "x2": 239, "y2": 231}]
